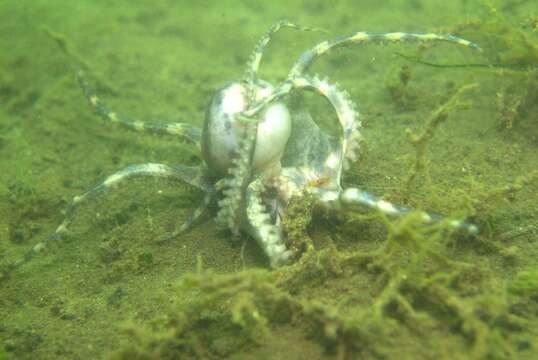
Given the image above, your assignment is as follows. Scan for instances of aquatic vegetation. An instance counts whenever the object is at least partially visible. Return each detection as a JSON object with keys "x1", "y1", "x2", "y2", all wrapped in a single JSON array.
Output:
[
  {"x1": 399, "y1": 1, "x2": 538, "y2": 137},
  {"x1": 509, "y1": 268, "x2": 538, "y2": 298},
  {"x1": 404, "y1": 83, "x2": 478, "y2": 197},
  {"x1": 110, "y1": 214, "x2": 526, "y2": 359}
]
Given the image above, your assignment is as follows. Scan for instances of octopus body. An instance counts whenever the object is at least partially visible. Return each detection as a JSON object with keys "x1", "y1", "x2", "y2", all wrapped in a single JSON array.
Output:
[{"x1": 2, "y1": 21, "x2": 480, "y2": 278}]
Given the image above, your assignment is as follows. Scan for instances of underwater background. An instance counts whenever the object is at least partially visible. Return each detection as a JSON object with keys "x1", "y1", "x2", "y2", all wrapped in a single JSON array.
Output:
[{"x1": 1, "y1": 0, "x2": 537, "y2": 359}]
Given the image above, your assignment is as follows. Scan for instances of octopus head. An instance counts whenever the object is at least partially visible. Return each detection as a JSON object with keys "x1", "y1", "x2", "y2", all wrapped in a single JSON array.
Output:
[{"x1": 202, "y1": 81, "x2": 291, "y2": 176}]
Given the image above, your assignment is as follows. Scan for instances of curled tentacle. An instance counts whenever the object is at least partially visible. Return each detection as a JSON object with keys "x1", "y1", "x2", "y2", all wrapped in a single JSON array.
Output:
[
  {"x1": 243, "y1": 75, "x2": 363, "y2": 173},
  {"x1": 245, "y1": 179, "x2": 291, "y2": 267},
  {"x1": 215, "y1": 114, "x2": 258, "y2": 235},
  {"x1": 204, "y1": 80, "x2": 290, "y2": 237},
  {"x1": 291, "y1": 75, "x2": 362, "y2": 175},
  {"x1": 243, "y1": 31, "x2": 479, "y2": 119}
]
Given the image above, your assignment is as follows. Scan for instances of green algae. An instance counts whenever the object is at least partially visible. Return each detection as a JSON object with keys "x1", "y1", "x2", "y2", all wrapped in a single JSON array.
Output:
[
  {"x1": 509, "y1": 268, "x2": 538, "y2": 298},
  {"x1": 403, "y1": 82, "x2": 478, "y2": 198},
  {"x1": 1, "y1": 0, "x2": 538, "y2": 359},
  {"x1": 109, "y1": 215, "x2": 526, "y2": 359}
]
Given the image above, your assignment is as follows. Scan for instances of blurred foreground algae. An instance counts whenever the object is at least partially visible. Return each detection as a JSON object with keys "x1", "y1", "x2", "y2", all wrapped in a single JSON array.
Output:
[{"x1": 109, "y1": 212, "x2": 527, "y2": 359}]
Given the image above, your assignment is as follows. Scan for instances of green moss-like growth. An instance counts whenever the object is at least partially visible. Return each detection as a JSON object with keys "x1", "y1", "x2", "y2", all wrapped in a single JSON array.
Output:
[
  {"x1": 404, "y1": 83, "x2": 477, "y2": 199},
  {"x1": 508, "y1": 269, "x2": 538, "y2": 298},
  {"x1": 282, "y1": 192, "x2": 316, "y2": 260},
  {"x1": 108, "y1": 254, "x2": 394, "y2": 359},
  {"x1": 108, "y1": 211, "x2": 527, "y2": 359},
  {"x1": 459, "y1": 2, "x2": 538, "y2": 137}
]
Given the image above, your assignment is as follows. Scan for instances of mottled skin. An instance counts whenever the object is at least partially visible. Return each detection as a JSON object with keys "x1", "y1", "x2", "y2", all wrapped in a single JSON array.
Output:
[{"x1": 1, "y1": 21, "x2": 480, "y2": 277}]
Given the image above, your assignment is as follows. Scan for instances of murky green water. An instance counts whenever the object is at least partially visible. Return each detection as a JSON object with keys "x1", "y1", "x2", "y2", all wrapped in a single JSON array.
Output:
[{"x1": 1, "y1": 0, "x2": 537, "y2": 359}]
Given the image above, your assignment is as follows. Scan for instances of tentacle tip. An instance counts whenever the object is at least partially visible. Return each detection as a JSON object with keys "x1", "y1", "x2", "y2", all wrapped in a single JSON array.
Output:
[{"x1": 465, "y1": 41, "x2": 481, "y2": 51}]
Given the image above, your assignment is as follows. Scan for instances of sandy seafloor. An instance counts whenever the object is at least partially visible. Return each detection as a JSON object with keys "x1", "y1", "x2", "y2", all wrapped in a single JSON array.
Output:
[{"x1": 1, "y1": 0, "x2": 537, "y2": 359}]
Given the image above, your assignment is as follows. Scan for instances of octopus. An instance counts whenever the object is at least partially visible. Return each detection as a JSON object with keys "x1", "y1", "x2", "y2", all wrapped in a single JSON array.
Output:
[{"x1": 2, "y1": 21, "x2": 479, "y2": 278}]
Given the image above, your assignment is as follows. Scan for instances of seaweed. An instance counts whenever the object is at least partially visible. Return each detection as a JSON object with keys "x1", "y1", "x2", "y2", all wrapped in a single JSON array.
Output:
[
  {"x1": 398, "y1": 1, "x2": 538, "y2": 138},
  {"x1": 108, "y1": 208, "x2": 529, "y2": 359},
  {"x1": 404, "y1": 83, "x2": 478, "y2": 199}
]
